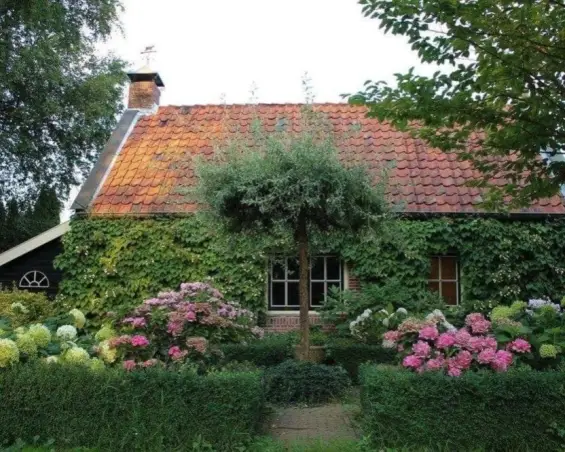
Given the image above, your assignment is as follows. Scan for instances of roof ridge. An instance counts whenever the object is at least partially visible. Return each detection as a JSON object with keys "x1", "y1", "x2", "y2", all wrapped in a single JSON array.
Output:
[{"x1": 158, "y1": 102, "x2": 359, "y2": 108}]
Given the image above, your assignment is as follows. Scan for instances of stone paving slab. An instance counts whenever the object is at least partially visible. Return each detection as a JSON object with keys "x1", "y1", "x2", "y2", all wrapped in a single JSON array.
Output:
[{"x1": 269, "y1": 403, "x2": 360, "y2": 443}]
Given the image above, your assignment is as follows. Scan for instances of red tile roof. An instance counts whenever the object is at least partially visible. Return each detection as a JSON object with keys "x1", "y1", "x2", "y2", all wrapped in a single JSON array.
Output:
[{"x1": 90, "y1": 103, "x2": 565, "y2": 215}]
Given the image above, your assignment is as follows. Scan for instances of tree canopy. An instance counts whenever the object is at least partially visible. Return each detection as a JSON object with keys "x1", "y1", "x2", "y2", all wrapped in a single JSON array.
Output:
[
  {"x1": 353, "y1": 0, "x2": 565, "y2": 207},
  {"x1": 196, "y1": 108, "x2": 387, "y2": 357},
  {"x1": 0, "y1": 0, "x2": 127, "y2": 200},
  {"x1": 0, "y1": 187, "x2": 61, "y2": 252}
]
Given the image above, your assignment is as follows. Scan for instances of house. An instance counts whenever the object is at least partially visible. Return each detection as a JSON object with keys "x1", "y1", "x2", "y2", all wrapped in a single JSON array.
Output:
[
  {"x1": 54, "y1": 67, "x2": 565, "y2": 330},
  {"x1": 0, "y1": 222, "x2": 69, "y2": 297}
]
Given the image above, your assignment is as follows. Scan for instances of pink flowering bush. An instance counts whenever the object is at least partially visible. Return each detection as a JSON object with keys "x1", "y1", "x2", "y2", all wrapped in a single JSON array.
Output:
[
  {"x1": 101, "y1": 282, "x2": 263, "y2": 370},
  {"x1": 383, "y1": 310, "x2": 532, "y2": 376}
]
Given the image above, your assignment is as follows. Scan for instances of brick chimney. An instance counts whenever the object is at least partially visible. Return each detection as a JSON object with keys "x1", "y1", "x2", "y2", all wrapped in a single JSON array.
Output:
[{"x1": 126, "y1": 65, "x2": 164, "y2": 110}]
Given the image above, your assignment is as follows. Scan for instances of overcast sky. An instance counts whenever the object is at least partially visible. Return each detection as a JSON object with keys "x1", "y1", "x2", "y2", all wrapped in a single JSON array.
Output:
[
  {"x1": 107, "y1": 0, "x2": 430, "y2": 105},
  {"x1": 64, "y1": 0, "x2": 430, "y2": 220}
]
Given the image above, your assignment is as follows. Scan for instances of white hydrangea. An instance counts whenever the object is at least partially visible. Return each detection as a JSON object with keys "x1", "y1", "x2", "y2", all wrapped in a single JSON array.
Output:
[
  {"x1": 10, "y1": 302, "x2": 28, "y2": 314},
  {"x1": 396, "y1": 308, "x2": 408, "y2": 315},
  {"x1": 56, "y1": 325, "x2": 78, "y2": 341}
]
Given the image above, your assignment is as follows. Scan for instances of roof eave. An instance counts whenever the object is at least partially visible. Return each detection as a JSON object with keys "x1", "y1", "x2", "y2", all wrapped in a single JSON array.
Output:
[{"x1": 0, "y1": 221, "x2": 70, "y2": 268}]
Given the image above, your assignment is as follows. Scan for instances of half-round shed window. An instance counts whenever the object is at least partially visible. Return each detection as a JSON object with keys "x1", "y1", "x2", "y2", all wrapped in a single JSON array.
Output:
[{"x1": 19, "y1": 271, "x2": 50, "y2": 289}]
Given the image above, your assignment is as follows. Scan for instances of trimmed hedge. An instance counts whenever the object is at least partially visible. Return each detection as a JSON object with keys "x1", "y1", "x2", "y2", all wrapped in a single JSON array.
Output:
[
  {"x1": 325, "y1": 339, "x2": 396, "y2": 382},
  {"x1": 265, "y1": 360, "x2": 350, "y2": 405},
  {"x1": 0, "y1": 364, "x2": 264, "y2": 451},
  {"x1": 220, "y1": 334, "x2": 295, "y2": 367},
  {"x1": 360, "y1": 364, "x2": 565, "y2": 451}
]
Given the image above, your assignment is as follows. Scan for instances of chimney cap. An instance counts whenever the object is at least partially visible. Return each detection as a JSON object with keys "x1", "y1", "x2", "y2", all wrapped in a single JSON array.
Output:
[{"x1": 127, "y1": 65, "x2": 165, "y2": 87}]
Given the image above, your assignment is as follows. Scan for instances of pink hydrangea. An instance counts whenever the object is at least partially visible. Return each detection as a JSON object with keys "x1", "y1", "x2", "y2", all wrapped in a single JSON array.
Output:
[
  {"x1": 436, "y1": 333, "x2": 456, "y2": 349},
  {"x1": 403, "y1": 354, "x2": 424, "y2": 369},
  {"x1": 508, "y1": 338, "x2": 531, "y2": 354},
  {"x1": 483, "y1": 336, "x2": 497, "y2": 349},
  {"x1": 419, "y1": 326, "x2": 439, "y2": 341},
  {"x1": 453, "y1": 350, "x2": 473, "y2": 370},
  {"x1": 186, "y1": 336, "x2": 208, "y2": 354},
  {"x1": 465, "y1": 313, "x2": 486, "y2": 326},
  {"x1": 470, "y1": 319, "x2": 491, "y2": 334},
  {"x1": 454, "y1": 329, "x2": 471, "y2": 348},
  {"x1": 477, "y1": 348, "x2": 497, "y2": 364},
  {"x1": 412, "y1": 340, "x2": 431, "y2": 358},
  {"x1": 491, "y1": 350, "x2": 513, "y2": 372},
  {"x1": 167, "y1": 320, "x2": 184, "y2": 336},
  {"x1": 467, "y1": 336, "x2": 486, "y2": 352},
  {"x1": 383, "y1": 330, "x2": 402, "y2": 342},
  {"x1": 108, "y1": 335, "x2": 131, "y2": 348},
  {"x1": 123, "y1": 317, "x2": 147, "y2": 328},
  {"x1": 142, "y1": 359, "x2": 158, "y2": 368},
  {"x1": 123, "y1": 360, "x2": 137, "y2": 371},
  {"x1": 425, "y1": 357, "x2": 445, "y2": 371},
  {"x1": 130, "y1": 335, "x2": 150, "y2": 347},
  {"x1": 168, "y1": 346, "x2": 188, "y2": 361},
  {"x1": 185, "y1": 311, "x2": 197, "y2": 322},
  {"x1": 447, "y1": 366, "x2": 462, "y2": 377}
]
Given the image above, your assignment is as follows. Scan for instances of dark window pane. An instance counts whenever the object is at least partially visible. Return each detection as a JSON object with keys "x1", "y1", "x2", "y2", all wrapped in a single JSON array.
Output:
[
  {"x1": 272, "y1": 261, "x2": 285, "y2": 280},
  {"x1": 428, "y1": 281, "x2": 439, "y2": 293},
  {"x1": 442, "y1": 282, "x2": 458, "y2": 305},
  {"x1": 287, "y1": 282, "x2": 300, "y2": 306},
  {"x1": 287, "y1": 258, "x2": 299, "y2": 280},
  {"x1": 326, "y1": 257, "x2": 340, "y2": 280},
  {"x1": 272, "y1": 282, "x2": 285, "y2": 306},
  {"x1": 430, "y1": 257, "x2": 439, "y2": 280},
  {"x1": 311, "y1": 282, "x2": 325, "y2": 306},
  {"x1": 311, "y1": 257, "x2": 324, "y2": 280},
  {"x1": 441, "y1": 257, "x2": 457, "y2": 280}
]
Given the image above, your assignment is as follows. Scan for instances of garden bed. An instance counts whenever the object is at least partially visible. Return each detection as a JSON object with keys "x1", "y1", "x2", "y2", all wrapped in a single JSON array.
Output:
[{"x1": 360, "y1": 364, "x2": 565, "y2": 451}]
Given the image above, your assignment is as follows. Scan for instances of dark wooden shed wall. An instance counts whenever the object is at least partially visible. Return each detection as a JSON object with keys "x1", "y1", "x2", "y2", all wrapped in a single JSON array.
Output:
[{"x1": 0, "y1": 239, "x2": 63, "y2": 297}]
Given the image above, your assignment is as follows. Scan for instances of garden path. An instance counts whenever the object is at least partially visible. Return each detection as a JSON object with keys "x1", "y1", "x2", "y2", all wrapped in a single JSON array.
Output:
[{"x1": 268, "y1": 402, "x2": 360, "y2": 443}]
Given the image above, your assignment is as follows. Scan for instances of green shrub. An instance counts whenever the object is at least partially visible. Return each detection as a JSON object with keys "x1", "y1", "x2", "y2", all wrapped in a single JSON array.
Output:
[
  {"x1": 220, "y1": 333, "x2": 295, "y2": 367},
  {"x1": 0, "y1": 363, "x2": 264, "y2": 451},
  {"x1": 265, "y1": 360, "x2": 350, "y2": 405},
  {"x1": 360, "y1": 364, "x2": 565, "y2": 451},
  {"x1": 324, "y1": 339, "x2": 396, "y2": 382},
  {"x1": 0, "y1": 288, "x2": 54, "y2": 327}
]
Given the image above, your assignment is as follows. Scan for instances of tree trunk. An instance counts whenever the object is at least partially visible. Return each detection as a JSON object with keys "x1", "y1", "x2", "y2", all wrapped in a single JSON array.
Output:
[{"x1": 297, "y1": 216, "x2": 310, "y2": 361}]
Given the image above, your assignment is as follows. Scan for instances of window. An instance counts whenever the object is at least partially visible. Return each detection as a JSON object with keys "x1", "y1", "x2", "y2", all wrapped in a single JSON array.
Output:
[
  {"x1": 428, "y1": 256, "x2": 459, "y2": 305},
  {"x1": 19, "y1": 271, "x2": 50, "y2": 289},
  {"x1": 269, "y1": 256, "x2": 342, "y2": 310}
]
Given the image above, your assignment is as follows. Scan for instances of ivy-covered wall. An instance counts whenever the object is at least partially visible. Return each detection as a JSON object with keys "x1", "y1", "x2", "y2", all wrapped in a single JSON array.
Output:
[{"x1": 55, "y1": 216, "x2": 565, "y2": 319}]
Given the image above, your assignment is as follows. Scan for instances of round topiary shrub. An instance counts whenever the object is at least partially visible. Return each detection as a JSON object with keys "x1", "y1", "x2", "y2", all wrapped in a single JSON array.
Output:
[{"x1": 264, "y1": 360, "x2": 350, "y2": 405}]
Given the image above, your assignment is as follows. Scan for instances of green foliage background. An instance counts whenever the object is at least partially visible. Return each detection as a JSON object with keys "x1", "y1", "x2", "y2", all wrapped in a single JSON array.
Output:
[{"x1": 55, "y1": 215, "x2": 565, "y2": 318}]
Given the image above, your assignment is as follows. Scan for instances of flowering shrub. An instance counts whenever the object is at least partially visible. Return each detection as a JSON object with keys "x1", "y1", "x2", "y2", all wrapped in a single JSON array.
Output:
[
  {"x1": 383, "y1": 309, "x2": 529, "y2": 376},
  {"x1": 103, "y1": 282, "x2": 263, "y2": 369},
  {"x1": 0, "y1": 288, "x2": 54, "y2": 327},
  {"x1": 489, "y1": 298, "x2": 565, "y2": 369},
  {"x1": 0, "y1": 307, "x2": 98, "y2": 369},
  {"x1": 349, "y1": 305, "x2": 408, "y2": 344}
]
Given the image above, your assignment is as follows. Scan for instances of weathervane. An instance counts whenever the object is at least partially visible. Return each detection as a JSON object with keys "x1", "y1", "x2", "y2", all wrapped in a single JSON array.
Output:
[{"x1": 141, "y1": 45, "x2": 157, "y2": 66}]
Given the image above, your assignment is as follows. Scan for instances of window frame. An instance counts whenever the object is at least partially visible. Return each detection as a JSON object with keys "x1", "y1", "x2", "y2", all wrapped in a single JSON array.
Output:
[
  {"x1": 428, "y1": 255, "x2": 460, "y2": 306},
  {"x1": 268, "y1": 256, "x2": 343, "y2": 311},
  {"x1": 19, "y1": 270, "x2": 50, "y2": 289}
]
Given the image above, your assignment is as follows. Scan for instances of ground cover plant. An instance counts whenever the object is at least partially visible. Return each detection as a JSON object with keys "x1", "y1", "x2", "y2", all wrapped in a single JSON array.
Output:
[{"x1": 264, "y1": 360, "x2": 350, "y2": 405}]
